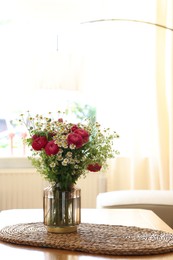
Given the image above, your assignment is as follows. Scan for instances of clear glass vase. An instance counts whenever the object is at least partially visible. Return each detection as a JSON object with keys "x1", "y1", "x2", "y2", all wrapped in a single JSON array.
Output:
[{"x1": 43, "y1": 184, "x2": 81, "y2": 233}]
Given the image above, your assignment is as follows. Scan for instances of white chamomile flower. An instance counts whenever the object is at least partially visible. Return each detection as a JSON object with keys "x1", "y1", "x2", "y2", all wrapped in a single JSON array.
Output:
[
  {"x1": 69, "y1": 144, "x2": 76, "y2": 149},
  {"x1": 61, "y1": 135, "x2": 66, "y2": 140},
  {"x1": 66, "y1": 152, "x2": 72, "y2": 157},
  {"x1": 69, "y1": 158, "x2": 75, "y2": 164},
  {"x1": 75, "y1": 159, "x2": 80, "y2": 164},
  {"x1": 62, "y1": 159, "x2": 68, "y2": 166},
  {"x1": 57, "y1": 154, "x2": 63, "y2": 161},
  {"x1": 62, "y1": 141, "x2": 68, "y2": 149},
  {"x1": 50, "y1": 162, "x2": 56, "y2": 168}
]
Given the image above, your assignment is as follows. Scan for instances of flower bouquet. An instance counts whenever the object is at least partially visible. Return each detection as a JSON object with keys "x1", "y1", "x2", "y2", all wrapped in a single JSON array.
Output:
[
  {"x1": 19, "y1": 111, "x2": 119, "y2": 232},
  {"x1": 20, "y1": 111, "x2": 119, "y2": 190}
]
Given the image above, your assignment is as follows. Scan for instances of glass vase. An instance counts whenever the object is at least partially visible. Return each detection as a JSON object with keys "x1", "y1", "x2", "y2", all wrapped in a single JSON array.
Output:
[{"x1": 43, "y1": 184, "x2": 81, "y2": 233}]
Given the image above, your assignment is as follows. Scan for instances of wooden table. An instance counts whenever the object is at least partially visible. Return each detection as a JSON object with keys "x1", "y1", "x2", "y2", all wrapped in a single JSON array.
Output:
[{"x1": 0, "y1": 208, "x2": 173, "y2": 259}]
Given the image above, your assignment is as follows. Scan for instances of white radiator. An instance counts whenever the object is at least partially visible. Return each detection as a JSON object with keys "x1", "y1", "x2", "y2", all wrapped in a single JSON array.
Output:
[{"x1": 0, "y1": 169, "x2": 107, "y2": 210}]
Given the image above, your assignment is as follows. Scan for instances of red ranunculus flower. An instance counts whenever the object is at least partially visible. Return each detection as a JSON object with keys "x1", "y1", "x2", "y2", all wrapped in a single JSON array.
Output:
[
  {"x1": 71, "y1": 124, "x2": 78, "y2": 132},
  {"x1": 87, "y1": 163, "x2": 102, "y2": 172},
  {"x1": 45, "y1": 140, "x2": 59, "y2": 156},
  {"x1": 58, "y1": 118, "x2": 63, "y2": 122},
  {"x1": 32, "y1": 136, "x2": 48, "y2": 151},
  {"x1": 67, "y1": 133, "x2": 83, "y2": 148},
  {"x1": 32, "y1": 134, "x2": 39, "y2": 140},
  {"x1": 74, "y1": 129, "x2": 89, "y2": 143}
]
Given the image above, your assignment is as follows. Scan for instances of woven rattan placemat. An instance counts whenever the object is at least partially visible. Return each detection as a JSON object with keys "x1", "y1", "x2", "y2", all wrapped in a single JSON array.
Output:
[{"x1": 1, "y1": 222, "x2": 173, "y2": 256}]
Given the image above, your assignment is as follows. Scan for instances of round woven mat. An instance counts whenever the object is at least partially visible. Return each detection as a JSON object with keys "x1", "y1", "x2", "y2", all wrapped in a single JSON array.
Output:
[{"x1": 1, "y1": 222, "x2": 173, "y2": 256}]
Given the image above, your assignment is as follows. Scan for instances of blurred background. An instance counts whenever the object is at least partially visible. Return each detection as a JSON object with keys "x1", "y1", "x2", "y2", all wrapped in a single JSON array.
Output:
[{"x1": 0, "y1": 0, "x2": 172, "y2": 209}]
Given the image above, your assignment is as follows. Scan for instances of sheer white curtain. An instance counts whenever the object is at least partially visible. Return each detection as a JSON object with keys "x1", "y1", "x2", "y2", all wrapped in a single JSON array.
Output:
[{"x1": 74, "y1": 1, "x2": 173, "y2": 191}]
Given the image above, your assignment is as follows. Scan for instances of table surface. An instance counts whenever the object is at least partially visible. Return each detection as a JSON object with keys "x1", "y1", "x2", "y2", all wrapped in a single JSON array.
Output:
[{"x1": 0, "y1": 208, "x2": 173, "y2": 260}]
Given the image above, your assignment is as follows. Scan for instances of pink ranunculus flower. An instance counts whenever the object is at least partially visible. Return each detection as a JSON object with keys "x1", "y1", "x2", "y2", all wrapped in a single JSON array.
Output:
[
  {"x1": 74, "y1": 129, "x2": 89, "y2": 144},
  {"x1": 87, "y1": 163, "x2": 102, "y2": 172},
  {"x1": 45, "y1": 140, "x2": 59, "y2": 156},
  {"x1": 67, "y1": 133, "x2": 83, "y2": 148},
  {"x1": 32, "y1": 136, "x2": 48, "y2": 151}
]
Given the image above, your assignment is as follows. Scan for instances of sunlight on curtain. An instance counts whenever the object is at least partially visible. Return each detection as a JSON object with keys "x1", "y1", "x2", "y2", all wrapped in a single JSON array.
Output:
[
  {"x1": 74, "y1": 1, "x2": 173, "y2": 191},
  {"x1": 77, "y1": 21, "x2": 161, "y2": 190},
  {"x1": 155, "y1": 0, "x2": 173, "y2": 189}
]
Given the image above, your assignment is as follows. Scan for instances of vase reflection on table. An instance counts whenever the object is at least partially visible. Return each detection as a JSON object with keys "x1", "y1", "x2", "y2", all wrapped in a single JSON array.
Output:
[
  {"x1": 43, "y1": 184, "x2": 81, "y2": 233},
  {"x1": 19, "y1": 111, "x2": 119, "y2": 233}
]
